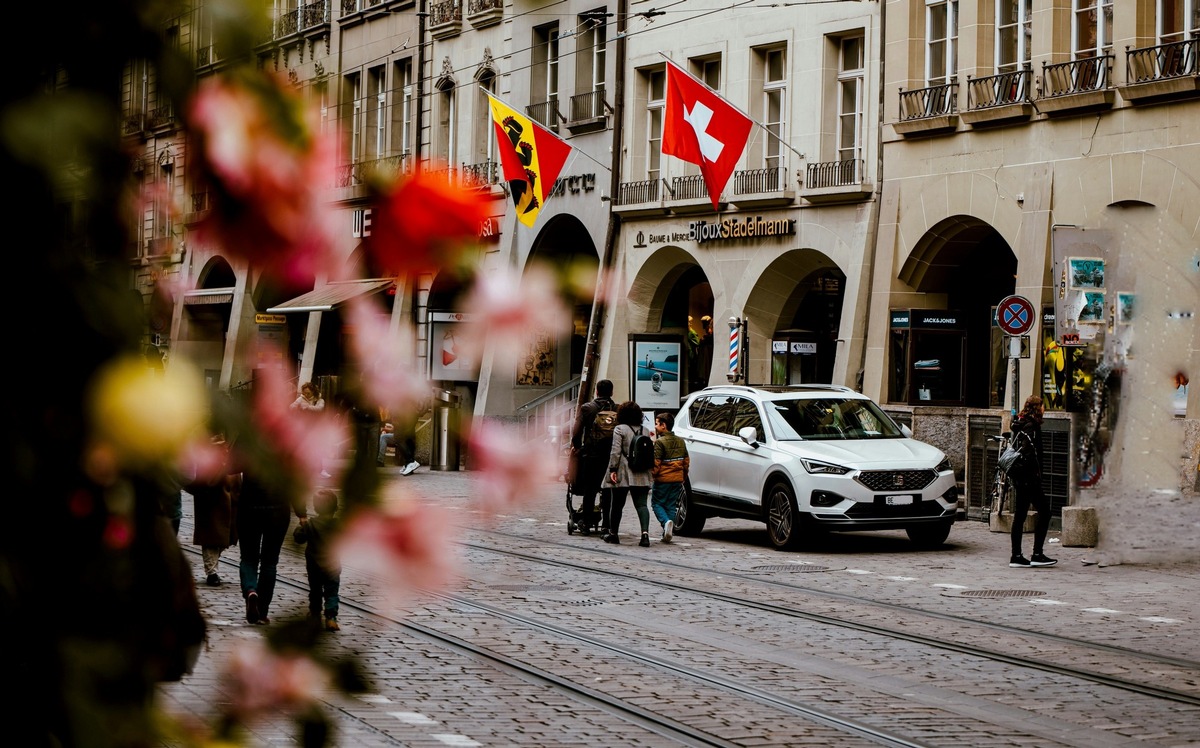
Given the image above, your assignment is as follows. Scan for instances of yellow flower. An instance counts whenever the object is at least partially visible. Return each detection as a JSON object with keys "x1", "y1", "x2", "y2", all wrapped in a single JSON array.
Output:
[{"x1": 89, "y1": 355, "x2": 209, "y2": 467}]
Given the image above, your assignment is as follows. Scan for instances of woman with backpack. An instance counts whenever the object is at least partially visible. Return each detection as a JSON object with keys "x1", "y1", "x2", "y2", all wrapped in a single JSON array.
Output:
[{"x1": 604, "y1": 400, "x2": 655, "y2": 546}]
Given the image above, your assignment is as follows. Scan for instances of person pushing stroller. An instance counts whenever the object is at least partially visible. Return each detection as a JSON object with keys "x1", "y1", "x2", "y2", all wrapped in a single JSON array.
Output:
[{"x1": 568, "y1": 379, "x2": 617, "y2": 535}]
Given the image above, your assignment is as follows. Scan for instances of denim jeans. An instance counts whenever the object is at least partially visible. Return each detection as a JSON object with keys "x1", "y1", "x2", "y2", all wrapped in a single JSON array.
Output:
[
  {"x1": 305, "y1": 554, "x2": 341, "y2": 619},
  {"x1": 238, "y1": 504, "x2": 292, "y2": 618},
  {"x1": 651, "y1": 482, "x2": 684, "y2": 529}
]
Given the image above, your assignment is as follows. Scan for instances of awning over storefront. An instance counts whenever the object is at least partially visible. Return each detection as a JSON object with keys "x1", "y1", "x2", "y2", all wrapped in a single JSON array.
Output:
[
  {"x1": 183, "y1": 288, "x2": 234, "y2": 305},
  {"x1": 266, "y1": 279, "x2": 394, "y2": 314}
]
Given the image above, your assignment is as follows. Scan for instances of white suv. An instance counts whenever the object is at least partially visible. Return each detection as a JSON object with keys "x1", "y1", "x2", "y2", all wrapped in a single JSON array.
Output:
[{"x1": 673, "y1": 385, "x2": 958, "y2": 550}]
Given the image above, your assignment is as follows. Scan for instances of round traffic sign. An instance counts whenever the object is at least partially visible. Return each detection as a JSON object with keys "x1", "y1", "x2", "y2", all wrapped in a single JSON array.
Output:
[{"x1": 997, "y1": 295, "x2": 1035, "y2": 335}]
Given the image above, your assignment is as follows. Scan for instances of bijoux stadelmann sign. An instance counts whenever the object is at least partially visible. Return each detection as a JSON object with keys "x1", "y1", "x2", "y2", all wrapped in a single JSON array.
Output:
[{"x1": 638, "y1": 215, "x2": 797, "y2": 247}]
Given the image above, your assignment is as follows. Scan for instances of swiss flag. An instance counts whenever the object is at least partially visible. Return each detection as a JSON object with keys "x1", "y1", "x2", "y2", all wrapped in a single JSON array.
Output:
[{"x1": 662, "y1": 60, "x2": 753, "y2": 211}]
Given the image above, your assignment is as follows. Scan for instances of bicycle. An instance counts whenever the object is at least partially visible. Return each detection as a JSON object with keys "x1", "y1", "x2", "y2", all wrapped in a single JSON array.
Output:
[{"x1": 986, "y1": 431, "x2": 1013, "y2": 517}]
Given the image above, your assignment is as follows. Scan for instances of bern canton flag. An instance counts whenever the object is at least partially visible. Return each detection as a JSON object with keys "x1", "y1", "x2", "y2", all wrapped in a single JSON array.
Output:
[
  {"x1": 662, "y1": 60, "x2": 752, "y2": 211},
  {"x1": 486, "y1": 92, "x2": 572, "y2": 227}
]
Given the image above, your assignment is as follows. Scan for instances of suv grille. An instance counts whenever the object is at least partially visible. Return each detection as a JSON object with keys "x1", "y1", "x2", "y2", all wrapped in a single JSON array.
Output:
[{"x1": 855, "y1": 469, "x2": 936, "y2": 492}]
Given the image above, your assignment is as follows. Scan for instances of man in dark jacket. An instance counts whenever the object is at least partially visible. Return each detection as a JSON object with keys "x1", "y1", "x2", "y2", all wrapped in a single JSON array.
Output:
[{"x1": 569, "y1": 379, "x2": 616, "y2": 534}]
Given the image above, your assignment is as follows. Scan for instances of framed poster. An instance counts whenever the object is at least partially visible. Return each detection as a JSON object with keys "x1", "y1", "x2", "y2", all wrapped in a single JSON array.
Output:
[
  {"x1": 1078, "y1": 291, "x2": 1105, "y2": 324},
  {"x1": 629, "y1": 335, "x2": 682, "y2": 410},
  {"x1": 429, "y1": 312, "x2": 480, "y2": 382}
]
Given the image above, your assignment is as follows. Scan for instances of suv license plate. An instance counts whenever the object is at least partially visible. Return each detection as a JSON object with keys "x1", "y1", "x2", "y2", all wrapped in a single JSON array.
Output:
[{"x1": 885, "y1": 495, "x2": 914, "y2": 505}]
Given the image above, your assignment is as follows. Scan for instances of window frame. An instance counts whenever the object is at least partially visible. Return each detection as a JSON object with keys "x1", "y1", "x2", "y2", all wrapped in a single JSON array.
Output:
[
  {"x1": 995, "y1": 0, "x2": 1033, "y2": 74},
  {"x1": 762, "y1": 46, "x2": 787, "y2": 172},
  {"x1": 646, "y1": 66, "x2": 665, "y2": 182},
  {"x1": 925, "y1": 0, "x2": 958, "y2": 85},
  {"x1": 1072, "y1": 0, "x2": 1114, "y2": 58},
  {"x1": 836, "y1": 36, "x2": 864, "y2": 169}
]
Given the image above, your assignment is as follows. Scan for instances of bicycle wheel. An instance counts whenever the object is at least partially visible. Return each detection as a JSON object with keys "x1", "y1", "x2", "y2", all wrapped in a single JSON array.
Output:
[{"x1": 996, "y1": 472, "x2": 1010, "y2": 515}]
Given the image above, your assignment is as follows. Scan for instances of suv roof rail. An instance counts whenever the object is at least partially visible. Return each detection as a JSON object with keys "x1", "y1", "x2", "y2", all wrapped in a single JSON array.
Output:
[{"x1": 697, "y1": 383, "x2": 857, "y2": 394}]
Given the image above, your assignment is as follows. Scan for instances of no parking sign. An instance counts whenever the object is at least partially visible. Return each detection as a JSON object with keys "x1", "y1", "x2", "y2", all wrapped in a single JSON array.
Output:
[{"x1": 997, "y1": 295, "x2": 1035, "y2": 335}]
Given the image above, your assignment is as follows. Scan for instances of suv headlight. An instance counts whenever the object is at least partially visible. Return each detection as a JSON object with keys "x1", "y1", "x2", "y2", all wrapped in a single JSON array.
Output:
[
  {"x1": 936, "y1": 457, "x2": 952, "y2": 474},
  {"x1": 800, "y1": 458, "x2": 851, "y2": 475}
]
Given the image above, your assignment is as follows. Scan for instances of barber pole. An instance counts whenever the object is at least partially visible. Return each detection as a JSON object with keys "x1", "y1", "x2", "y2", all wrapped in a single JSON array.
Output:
[{"x1": 728, "y1": 317, "x2": 739, "y2": 380}]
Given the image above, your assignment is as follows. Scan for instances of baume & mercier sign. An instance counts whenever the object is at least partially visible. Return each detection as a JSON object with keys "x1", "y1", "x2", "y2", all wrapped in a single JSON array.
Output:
[{"x1": 638, "y1": 215, "x2": 797, "y2": 247}]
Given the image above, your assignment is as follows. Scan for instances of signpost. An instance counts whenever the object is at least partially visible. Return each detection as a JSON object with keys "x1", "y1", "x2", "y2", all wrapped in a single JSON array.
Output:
[{"x1": 997, "y1": 295, "x2": 1035, "y2": 417}]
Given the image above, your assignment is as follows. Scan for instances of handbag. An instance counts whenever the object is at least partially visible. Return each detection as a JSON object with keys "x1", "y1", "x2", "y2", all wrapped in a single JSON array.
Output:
[{"x1": 997, "y1": 444, "x2": 1023, "y2": 474}]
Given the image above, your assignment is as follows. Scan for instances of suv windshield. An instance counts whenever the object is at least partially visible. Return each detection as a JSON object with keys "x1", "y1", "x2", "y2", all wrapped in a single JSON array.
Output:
[{"x1": 765, "y1": 397, "x2": 905, "y2": 441}]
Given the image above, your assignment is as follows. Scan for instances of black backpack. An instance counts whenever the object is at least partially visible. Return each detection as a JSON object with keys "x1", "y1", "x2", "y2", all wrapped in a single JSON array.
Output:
[{"x1": 627, "y1": 426, "x2": 655, "y2": 472}]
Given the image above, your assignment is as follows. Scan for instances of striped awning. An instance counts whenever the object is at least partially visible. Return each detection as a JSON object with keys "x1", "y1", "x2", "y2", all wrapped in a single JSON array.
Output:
[{"x1": 266, "y1": 279, "x2": 394, "y2": 313}]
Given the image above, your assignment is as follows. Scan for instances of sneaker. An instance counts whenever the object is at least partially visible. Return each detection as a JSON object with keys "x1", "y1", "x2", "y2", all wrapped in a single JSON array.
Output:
[
  {"x1": 602, "y1": 533, "x2": 620, "y2": 544},
  {"x1": 1009, "y1": 555, "x2": 1031, "y2": 568},
  {"x1": 401, "y1": 461, "x2": 420, "y2": 476},
  {"x1": 254, "y1": 616, "x2": 271, "y2": 625},
  {"x1": 245, "y1": 590, "x2": 260, "y2": 623},
  {"x1": 325, "y1": 618, "x2": 340, "y2": 632},
  {"x1": 663, "y1": 520, "x2": 674, "y2": 543},
  {"x1": 206, "y1": 573, "x2": 221, "y2": 587},
  {"x1": 1030, "y1": 553, "x2": 1058, "y2": 567},
  {"x1": 639, "y1": 533, "x2": 650, "y2": 547}
]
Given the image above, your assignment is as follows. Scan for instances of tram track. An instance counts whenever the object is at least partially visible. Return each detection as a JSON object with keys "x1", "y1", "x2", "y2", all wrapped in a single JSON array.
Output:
[{"x1": 466, "y1": 529, "x2": 1200, "y2": 706}]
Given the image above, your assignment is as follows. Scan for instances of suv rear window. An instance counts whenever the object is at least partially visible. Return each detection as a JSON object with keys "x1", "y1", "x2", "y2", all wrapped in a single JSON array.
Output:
[{"x1": 765, "y1": 397, "x2": 905, "y2": 441}]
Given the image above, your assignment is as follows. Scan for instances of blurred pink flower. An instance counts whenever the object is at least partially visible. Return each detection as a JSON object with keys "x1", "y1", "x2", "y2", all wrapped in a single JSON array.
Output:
[
  {"x1": 222, "y1": 639, "x2": 331, "y2": 723},
  {"x1": 252, "y1": 362, "x2": 349, "y2": 491},
  {"x1": 334, "y1": 500, "x2": 458, "y2": 600},
  {"x1": 343, "y1": 295, "x2": 431, "y2": 414},
  {"x1": 467, "y1": 421, "x2": 560, "y2": 512},
  {"x1": 457, "y1": 263, "x2": 571, "y2": 370},
  {"x1": 178, "y1": 436, "x2": 230, "y2": 484},
  {"x1": 187, "y1": 72, "x2": 340, "y2": 284},
  {"x1": 365, "y1": 168, "x2": 490, "y2": 274}
]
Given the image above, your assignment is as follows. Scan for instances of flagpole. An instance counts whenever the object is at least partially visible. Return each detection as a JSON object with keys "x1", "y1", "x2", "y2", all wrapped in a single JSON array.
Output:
[
  {"x1": 483, "y1": 89, "x2": 611, "y2": 174},
  {"x1": 658, "y1": 53, "x2": 806, "y2": 164}
]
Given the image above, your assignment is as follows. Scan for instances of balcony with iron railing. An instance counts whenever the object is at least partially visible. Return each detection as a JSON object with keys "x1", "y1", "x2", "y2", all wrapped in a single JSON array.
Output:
[
  {"x1": 1123, "y1": 38, "x2": 1200, "y2": 102},
  {"x1": 272, "y1": 0, "x2": 330, "y2": 40},
  {"x1": 612, "y1": 177, "x2": 667, "y2": 216},
  {"x1": 467, "y1": 0, "x2": 503, "y2": 28},
  {"x1": 429, "y1": 0, "x2": 462, "y2": 39},
  {"x1": 1038, "y1": 55, "x2": 1115, "y2": 115},
  {"x1": 460, "y1": 160, "x2": 501, "y2": 191},
  {"x1": 800, "y1": 159, "x2": 872, "y2": 204},
  {"x1": 341, "y1": 0, "x2": 387, "y2": 15},
  {"x1": 333, "y1": 153, "x2": 413, "y2": 189},
  {"x1": 962, "y1": 68, "x2": 1034, "y2": 125},
  {"x1": 525, "y1": 99, "x2": 562, "y2": 132},
  {"x1": 664, "y1": 173, "x2": 715, "y2": 212},
  {"x1": 732, "y1": 166, "x2": 795, "y2": 208},
  {"x1": 894, "y1": 79, "x2": 959, "y2": 136},
  {"x1": 567, "y1": 89, "x2": 608, "y2": 133},
  {"x1": 146, "y1": 105, "x2": 175, "y2": 131}
]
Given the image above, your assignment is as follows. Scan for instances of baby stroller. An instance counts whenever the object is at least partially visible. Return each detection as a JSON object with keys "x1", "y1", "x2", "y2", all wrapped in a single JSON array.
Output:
[{"x1": 565, "y1": 450, "x2": 603, "y2": 536}]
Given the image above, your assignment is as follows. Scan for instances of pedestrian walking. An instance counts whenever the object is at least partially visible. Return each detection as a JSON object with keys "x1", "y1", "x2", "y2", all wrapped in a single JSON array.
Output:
[
  {"x1": 603, "y1": 400, "x2": 654, "y2": 547},
  {"x1": 187, "y1": 434, "x2": 240, "y2": 586},
  {"x1": 237, "y1": 466, "x2": 307, "y2": 624},
  {"x1": 1008, "y1": 395, "x2": 1057, "y2": 568},
  {"x1": 292, "y1": 488, "x2": 342, "y2": 632},
  {"x1": 650, "y1": 412, "x2": 689, "y2": 543},
  {"x1": 569, "y1": 379, "x2": 617, "y2": 535}
]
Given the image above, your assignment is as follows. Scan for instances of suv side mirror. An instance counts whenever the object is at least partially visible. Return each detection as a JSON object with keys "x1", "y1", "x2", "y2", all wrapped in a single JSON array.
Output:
[
  {"x1": 738, "y1": 425, "x2": 759, "y2": 447},
  {"x1": 900, "y1": 424, "x2": 913, "y2": 438}
]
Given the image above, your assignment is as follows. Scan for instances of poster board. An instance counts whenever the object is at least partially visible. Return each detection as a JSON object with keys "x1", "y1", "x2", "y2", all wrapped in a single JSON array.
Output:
[{"x1": 628, "y1": 335, "x2": 683, "y2": 410}]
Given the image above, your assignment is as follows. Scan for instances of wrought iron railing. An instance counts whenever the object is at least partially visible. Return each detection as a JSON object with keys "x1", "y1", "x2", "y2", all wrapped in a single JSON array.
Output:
[
  {"x1": 898, "y1": 79, "x2": 958, "y2": 120},
  {"x1": 460, "y1": 160, "x2": 499, "y2": 189},
  {"x1": 733, "y1": 166, "x2": 787, "y2": 195},
  {"x1": 468, "y1": 0, "x2": 502, "y2": 14},
  {"x1": 616, "y1": 179, "x2": 660, "y2": 205},
  {"x1": 429, "y1": 0, "x2": 462, "y2": 25},
  {"x1": 191, "y1": 192, "x2": 210, "y2": 213},
  {"x1": 525, "y1": 99, "x2": 561, "y2": 131},
  {"x1": 569, "y1": 90, "x2": 607, "y2": 122},
  {"x1": 147, "y1": 105, "x2": 174, "y2": 130},
  {"x1": 1126, "y1": 38, "x2": 1199, "y2": 83},
  {"x1": 274, "y1": 0, "x2": 329, "y2": 37},
  {"x1": 333, "y1": 154, "x2": 412, "y2": 188},
  {"x1": 805, "y1": 159, "x2": 862, "y2": 189},
  {"x1": 967, "y1": 68, "x2": 1031, "y2": 109},
  {"x1": 670, "y1": 174, "x2": 708, "y2": 200},
  {"x1": 1041, "y1": 55, "x2": 1112, "y2": 97}
]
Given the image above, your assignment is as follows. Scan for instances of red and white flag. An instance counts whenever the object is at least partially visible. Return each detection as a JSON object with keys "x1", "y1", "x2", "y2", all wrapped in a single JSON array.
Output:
[{"x1": 662, "y1": 60, "x2": 753, "y2": 211}]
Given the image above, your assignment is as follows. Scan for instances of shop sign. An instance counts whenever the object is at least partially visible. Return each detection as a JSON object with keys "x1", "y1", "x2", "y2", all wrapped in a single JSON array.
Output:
[
  {"x1": 890, "y1": 310, "x2": 910, "y2": 328},
  {"x1": 792, "y1": 341, "x2": 816, "y2": 354},
  {"x1": 479, "y1": 216, "x2": 500, "y2": 243},
  {"x1": 255, "y1": 314, "x2": 286, "y2": 325},
  {"x1": 772, "y1": 340, "x2": 787, "y2": 353},
  {"x1": 547, "y1": 173, "x2": 597, "y2": 197},
  {"x1": 911, "y1": 309, "x2": 962, "y2": 328},
  {"x1": 688, "y1": 216, "x2": 797, "y2": 245}
]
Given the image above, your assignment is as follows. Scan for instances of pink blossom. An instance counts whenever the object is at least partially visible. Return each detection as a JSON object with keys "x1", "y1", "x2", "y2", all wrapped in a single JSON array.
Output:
[
  {"x1": 457, "y1": 263, "x2": 571, "y2": 370},
  {"x1": 333, "y1": 500, "x2": 458, "y2": 601},
  {"x1": 251, "y1": 361, "x2": 349, "y2": 492},
  {"x1": 467, "y1": 421, "x2": 560, "y2": 513},
  {"x1": 221, "y1": 639, "x2": 331, "y2": 723},
  {"x1": 343, "y1": 295, "x2": 432, "y2": 414},
  {"x1": 187, "y1": 73, "x2": 341, "y2": 283}
]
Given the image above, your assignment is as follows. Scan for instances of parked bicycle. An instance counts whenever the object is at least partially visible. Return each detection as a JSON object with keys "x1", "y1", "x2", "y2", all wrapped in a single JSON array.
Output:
[{"x1": 986, "y1": 431, "x2": 1012, "y2": 517}]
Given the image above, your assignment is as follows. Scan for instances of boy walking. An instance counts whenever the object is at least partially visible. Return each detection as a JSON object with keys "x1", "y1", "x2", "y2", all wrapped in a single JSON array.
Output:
[
  {"x1": 293, "y1": 489, "x2": 343, "y2": 631},
  {"x1": 650, "y1": 412, "x2": 689, "y2": 543}
]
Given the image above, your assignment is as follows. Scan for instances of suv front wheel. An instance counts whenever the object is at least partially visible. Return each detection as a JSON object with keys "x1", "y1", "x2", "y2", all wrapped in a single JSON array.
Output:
[{"x1": 765, "y1": 480, "x2": 802, "y2": 550}]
